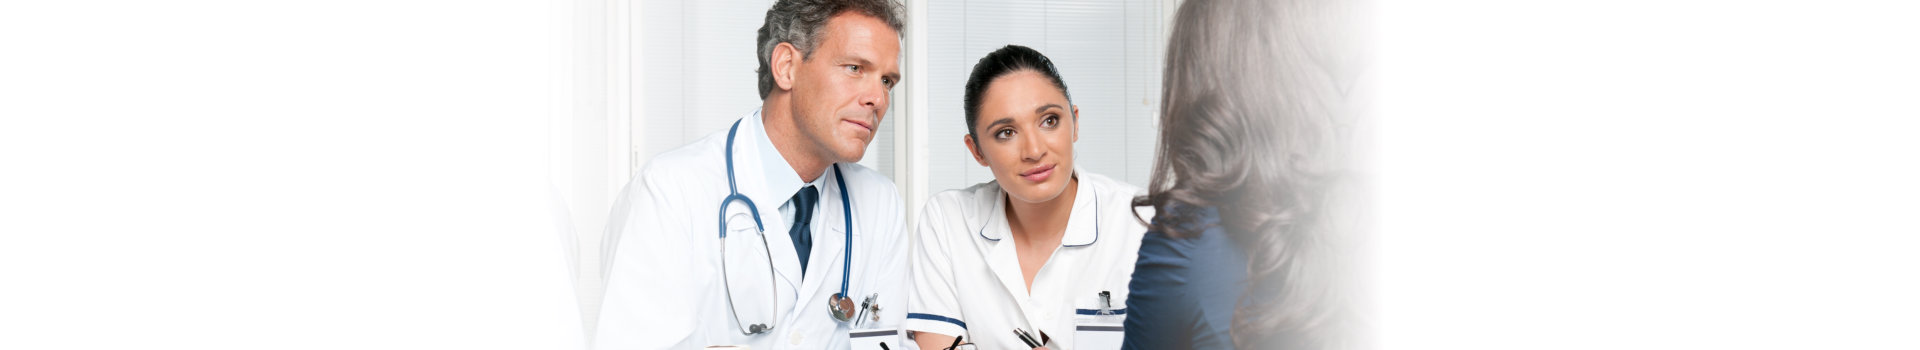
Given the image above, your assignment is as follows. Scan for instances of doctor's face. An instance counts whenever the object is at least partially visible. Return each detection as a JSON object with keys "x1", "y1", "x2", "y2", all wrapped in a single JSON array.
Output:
[
  {"x1": 965, "y1": 70, "x2": 1079, "y2": 204},
  {"x1": 787, "y1": 12, "x2": 901, "y2": 164}
]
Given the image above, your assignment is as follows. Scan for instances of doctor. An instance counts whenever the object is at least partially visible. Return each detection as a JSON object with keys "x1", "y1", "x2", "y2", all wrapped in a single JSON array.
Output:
[
  {"x1": 594, "y1": 0, "x2": 908, "y2": 349},
  {"x1": 905, "y1": 45, "x2": 1152, "y2": 350}
]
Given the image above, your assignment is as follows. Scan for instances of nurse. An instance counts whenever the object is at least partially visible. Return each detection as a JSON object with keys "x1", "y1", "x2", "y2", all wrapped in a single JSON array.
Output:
[
  {"x1": 594, "y1": 0, "x2": 910, "y2": 349},
  {"x1": 905, "y1": 45, "x2": 1151, "y2": 350}
]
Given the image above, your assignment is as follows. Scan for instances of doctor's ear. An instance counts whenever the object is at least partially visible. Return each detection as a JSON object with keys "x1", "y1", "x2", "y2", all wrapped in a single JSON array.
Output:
[
  {"x1": 771, "y1": 42, "x2": 801, "y2": 92},
  {"x1": 964, "y1": 134, "x2": 988, "y2": 166}
]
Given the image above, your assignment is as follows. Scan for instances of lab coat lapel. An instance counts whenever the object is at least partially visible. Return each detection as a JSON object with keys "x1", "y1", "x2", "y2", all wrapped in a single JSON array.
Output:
[
  {"x1": 763, "y1": 203, "x2": 805, "y2": 297},
  {"x1": 802, "y1": 167, "x2": 850, "y2": 301},
  {"x1": 734, "y1": 118, "x2": 805, "y2": 294}
]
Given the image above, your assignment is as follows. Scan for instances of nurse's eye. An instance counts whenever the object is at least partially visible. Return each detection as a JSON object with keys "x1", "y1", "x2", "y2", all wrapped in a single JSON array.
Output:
[
  {"x1": 1040, "y1": 115, "x2": 1059, "y2": 128},
  {"x1": 994, "y1": 128, "x2": 1015, "y2": 140}
]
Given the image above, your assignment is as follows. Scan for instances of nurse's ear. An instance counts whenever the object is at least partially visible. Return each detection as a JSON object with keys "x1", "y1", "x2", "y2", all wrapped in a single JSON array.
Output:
[
  {"x1": 964, "y1": 134, "x2": 989, "y2": 166},
  {"x1": 770, "y1": 42, "x2": 801, "y2": 92},
  {"x1": 1069, "y1": 104, "x2": 1080, "y2": 143}
]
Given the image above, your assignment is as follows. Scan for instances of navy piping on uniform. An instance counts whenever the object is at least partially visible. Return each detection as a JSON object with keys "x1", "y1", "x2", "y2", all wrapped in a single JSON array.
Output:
[
  {"x1": 978, "y1": 193, "x2": 1003, "y2": 242},
  {"x1": 1075, "y1": 308, "x2": 1127, "y2": 315},
  {"x1": 907, "y1": 313, "x2": 967, "y2": 330},
  {"x1": 1061, "y1": 189, "x2": 1099, "y2": 247},
  {"x1": 980, "y1": 182, "x2": 1103, "y2": 247}
]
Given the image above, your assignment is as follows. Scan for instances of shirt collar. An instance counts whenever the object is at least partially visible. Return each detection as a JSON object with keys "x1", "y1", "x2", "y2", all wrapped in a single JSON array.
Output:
[
  {"x1": 745, "y1": 109, "x2": 811, "y2": 204},
  {"x1": 978, "y1": 167, "x2": 1100, "y2": 247}
]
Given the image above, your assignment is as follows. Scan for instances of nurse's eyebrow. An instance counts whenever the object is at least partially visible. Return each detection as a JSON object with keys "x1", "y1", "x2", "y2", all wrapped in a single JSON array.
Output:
[{"x1": 1034, "y1": 103, "x2": 1064, "y2": 114}]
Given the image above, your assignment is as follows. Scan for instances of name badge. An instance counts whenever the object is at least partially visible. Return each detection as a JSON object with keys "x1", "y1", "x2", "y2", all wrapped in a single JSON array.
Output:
[
  {"x1": 1075, "y1": 322, "x2": 1124, "y2": 350},
  {"x1": 850, "y1": 329, "x2": 899, "y2": 350},
  {"x1": 1074, "y1": 290, "x2": 1128, "y2": 350}
]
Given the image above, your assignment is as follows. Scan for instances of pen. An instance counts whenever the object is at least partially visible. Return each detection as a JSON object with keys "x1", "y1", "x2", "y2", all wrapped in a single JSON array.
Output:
[
  {"x1": 948, "y1": 335, "x2": 963, "y2": 350},
  {"x1": 1013, "y1": 328, "x2": 1041, "y2": 348},
  {"x1": 878, "y1": 342, "x2": 890, "y2": 350}
]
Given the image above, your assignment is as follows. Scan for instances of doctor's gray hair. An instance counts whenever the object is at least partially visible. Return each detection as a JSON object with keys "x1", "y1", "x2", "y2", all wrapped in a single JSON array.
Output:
[
  {"x1": 755, "y1": 0, "x2": 906, "y2": 99},
  {"x1": 1136, "y1": 0, "x2": 1369, "y2": 348}
]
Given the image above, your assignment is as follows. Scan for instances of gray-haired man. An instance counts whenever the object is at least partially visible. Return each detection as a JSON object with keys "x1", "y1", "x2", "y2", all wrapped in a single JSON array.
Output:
[{"x1": 593, "y1": 0, "x2": 908, "y2": 349}]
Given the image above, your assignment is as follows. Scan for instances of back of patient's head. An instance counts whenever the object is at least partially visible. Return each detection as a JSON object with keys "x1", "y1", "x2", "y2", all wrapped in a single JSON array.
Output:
[
  {"x1": 1144, "y1": 0, "x2": 1368, "y2": 348},
  {"x1": 962, "y1": 45, "x2": 1073, "y2": 139}
]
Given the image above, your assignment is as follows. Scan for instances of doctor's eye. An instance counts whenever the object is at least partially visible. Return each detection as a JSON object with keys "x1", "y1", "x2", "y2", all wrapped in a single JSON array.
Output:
[{"x1": 843, "y1": 65, "x2": 861, "y2": 74}]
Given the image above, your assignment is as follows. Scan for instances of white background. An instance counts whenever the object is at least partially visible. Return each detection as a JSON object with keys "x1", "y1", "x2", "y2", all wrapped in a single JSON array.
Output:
[
  {"x1": 1373, "y1": 1, "x2": 1920, "y2": 348},
  {"x1": 3, "y1": 0, "x2": 1918, "y2": 349},
  {"x1": 0, "y1": 1, "x2": 584, "y2": 349}
]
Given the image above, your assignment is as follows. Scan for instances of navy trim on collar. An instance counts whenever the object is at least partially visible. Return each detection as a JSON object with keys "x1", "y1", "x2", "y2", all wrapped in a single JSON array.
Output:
[
  {"x1": 978, "y1": 179, "x2": 1103, "y2": 247},
  {"x1": 1061, "y1": 191, "x2": 1099, "y2": 248},
  {"x1": 977, "y1": 191, "x2": 1003, "y2": 242}
]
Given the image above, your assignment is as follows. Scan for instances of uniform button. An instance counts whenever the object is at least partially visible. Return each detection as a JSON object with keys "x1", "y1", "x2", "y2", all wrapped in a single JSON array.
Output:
[{"x1": 790, "y1": 332, "x2": 804, "y2": 345}]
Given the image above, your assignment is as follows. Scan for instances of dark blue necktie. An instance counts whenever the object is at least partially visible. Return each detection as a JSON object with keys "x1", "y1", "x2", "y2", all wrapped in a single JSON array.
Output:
[{"x1": 789, "y1": 185, "x2": 819, "y2": 274}]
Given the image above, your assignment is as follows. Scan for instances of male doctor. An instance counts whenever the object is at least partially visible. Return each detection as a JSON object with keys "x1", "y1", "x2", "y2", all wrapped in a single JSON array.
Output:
[{"x1": 594, "y1": 0, "x2": 908, "y2": 349}]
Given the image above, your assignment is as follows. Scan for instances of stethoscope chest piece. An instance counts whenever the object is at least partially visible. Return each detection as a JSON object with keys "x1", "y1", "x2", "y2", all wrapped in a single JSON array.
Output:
[{"x1": 828, "y1": 292, "x2": 857, "y2": 322}]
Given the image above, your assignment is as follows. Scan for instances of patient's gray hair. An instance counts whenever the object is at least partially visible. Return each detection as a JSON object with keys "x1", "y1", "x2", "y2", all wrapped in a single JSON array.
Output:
[
  {"x1": 755, "y1": 0, "x2": 905, "y2": 99},
  {"x1": 1141, "y1": 0, "x2": 1369, "y2": 348}
]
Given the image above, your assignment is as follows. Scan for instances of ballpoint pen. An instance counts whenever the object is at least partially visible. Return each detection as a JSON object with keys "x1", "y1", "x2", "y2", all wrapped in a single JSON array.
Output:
[
  {"x1": 855, "y1": 293, "x2": 878, "y2": 327},
  {"x1": 1013, "y1": 328, "x2": 1041, "y2": 348}
]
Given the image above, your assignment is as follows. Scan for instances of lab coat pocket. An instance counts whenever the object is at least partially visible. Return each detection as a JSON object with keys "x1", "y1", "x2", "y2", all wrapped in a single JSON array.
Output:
[{"x1": 1072, "y1": 293, "x2": 1127, "y2": 350}]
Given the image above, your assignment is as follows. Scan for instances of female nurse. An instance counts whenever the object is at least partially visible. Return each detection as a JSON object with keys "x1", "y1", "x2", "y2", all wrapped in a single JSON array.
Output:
[{"x1": 904, "y1": 45, "x2": 1150, "y2": 350}]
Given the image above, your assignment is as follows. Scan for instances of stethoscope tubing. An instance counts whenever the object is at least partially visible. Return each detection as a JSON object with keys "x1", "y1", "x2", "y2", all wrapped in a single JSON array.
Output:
[{"x1": 717, "y1": 118, "x2": 856, "y2": 334}]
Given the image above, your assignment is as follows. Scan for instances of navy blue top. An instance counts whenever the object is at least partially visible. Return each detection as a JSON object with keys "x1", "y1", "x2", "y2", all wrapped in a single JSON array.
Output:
[{"x1": 1122, "y1": 205, "x2": 1249, "y2": 350}]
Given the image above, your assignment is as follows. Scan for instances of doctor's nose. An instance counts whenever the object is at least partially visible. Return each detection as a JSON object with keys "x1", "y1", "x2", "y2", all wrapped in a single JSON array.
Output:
[{"x1": 858, "y1": 82, "x2": 886, "y2": 115}]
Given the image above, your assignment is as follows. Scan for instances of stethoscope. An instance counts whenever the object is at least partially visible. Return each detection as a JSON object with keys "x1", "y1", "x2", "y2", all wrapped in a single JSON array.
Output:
[{"x1": 718, "y1": 118, "x2": 858, "y2": 336}]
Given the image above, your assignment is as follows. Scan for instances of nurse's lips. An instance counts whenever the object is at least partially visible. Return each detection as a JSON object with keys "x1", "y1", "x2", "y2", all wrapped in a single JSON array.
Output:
[{"x1": 1020, "y1": 164, "x2": 1055, "y2": 183}]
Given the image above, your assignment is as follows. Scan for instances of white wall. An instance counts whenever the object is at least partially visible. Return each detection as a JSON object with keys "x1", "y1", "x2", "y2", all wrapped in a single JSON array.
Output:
[{"x1": 4, "y1": 1, "x2": 587, "y2": 348}]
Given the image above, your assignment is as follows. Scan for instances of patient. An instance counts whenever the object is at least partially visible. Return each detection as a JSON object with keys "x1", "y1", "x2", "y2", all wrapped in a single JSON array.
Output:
[
  {"x1": 905, "y1": 45, "x2": 1151, "y2": 350},
  {"x1": 1122, "y1": 0, "x2": 1369, "y2": 349}
]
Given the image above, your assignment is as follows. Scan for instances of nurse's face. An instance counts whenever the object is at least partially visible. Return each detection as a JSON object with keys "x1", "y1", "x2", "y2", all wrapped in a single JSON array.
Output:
[
  {"x1": 785, "y1": 12, "x2": 901, "y2": 164},
  {"x1": 964, "y1": 70, "x2": 1079, "y2": 204}
]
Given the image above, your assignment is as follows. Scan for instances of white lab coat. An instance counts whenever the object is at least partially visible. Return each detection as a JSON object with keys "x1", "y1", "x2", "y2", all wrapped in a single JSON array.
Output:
[
  {"x1": 595, "y1": 111, "x2": 910, "y2": 350},
  {"x1": 905, "y1": 170, "x2": 1152, "y2": 350}
]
